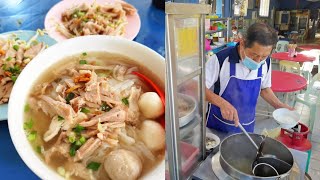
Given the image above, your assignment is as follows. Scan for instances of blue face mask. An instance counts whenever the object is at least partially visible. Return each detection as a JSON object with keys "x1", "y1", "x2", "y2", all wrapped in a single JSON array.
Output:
[{"x1": 242, "y1": 52, "x2": 265, "y2": 70}]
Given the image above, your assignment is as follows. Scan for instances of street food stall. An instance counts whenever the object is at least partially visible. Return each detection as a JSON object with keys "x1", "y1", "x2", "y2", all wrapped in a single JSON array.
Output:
[{"x1": 165, "y1": 2, "x2": 311, "y2": 180}]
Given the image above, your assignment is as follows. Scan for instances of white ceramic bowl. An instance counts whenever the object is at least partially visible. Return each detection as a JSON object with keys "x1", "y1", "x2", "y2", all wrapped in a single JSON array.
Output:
[
  {"x1": 178, "y1": 93, "x2": 197, "y2": 127},
  {"x1": 206, "y1": 132, "x2": 220, "y2": 151},
  {"x1": 273, "y1": 108, "x2": 300, "y2": 129},
  {"x1": 8, "y1": 35, "x2": 165, "y2": 180}
]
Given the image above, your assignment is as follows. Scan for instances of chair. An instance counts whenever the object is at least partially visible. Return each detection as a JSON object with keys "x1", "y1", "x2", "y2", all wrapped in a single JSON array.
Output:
[
  {"x1": 272, "y1": 40, "x2": 289, "y2": 65},
  {"x1": 297, "y1": 31, "x2": 307, "y2": 43},
  {"x1": 279, "y1": 60, "x2": 301, "y2": 74},
  {"x1": 293, "y1": 73, "x2": 320, "y2": 134}
]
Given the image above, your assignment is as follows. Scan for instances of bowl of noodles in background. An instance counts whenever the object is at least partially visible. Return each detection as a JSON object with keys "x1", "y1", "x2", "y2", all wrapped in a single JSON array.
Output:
[{"x1": 8, "y1": 35, "x2": 165, "y2": 180}]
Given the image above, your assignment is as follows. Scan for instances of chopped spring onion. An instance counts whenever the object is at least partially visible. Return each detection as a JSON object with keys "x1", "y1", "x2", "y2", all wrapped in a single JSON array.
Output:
[
  {"x1": 80, "y1": 107, "x2": 90, "y2": 114},
  {"x1": 24, "y1": 119, "x2": 33, "y2": 130},
  {"x1": 14, "y1": 37, "x2": 20, "y2": 41},
  {"x1": 75, "y1": 140, "x2": 82, "y2": 146},
  {"x1": 11, "y1": 75, "x2": 17, "y2": 82},
  {"x1": 121, "y1": 98, "x2": 129, "y2": 106},
  {"x1": 68, "y1": 132, "x2": 76, "y2": 143},
  {"x1": 8, "y1": 65, "x2": 21, "y2": 74},
  {"x1": 79, "y1": 136, "x2": 86, "y2": 144},
  {"x1": 82, "y1": 52, "x2": 87, "y2": 56},
  {"x1": 65, "y1": 92, "x2": 75, "y2": 104},
  {"x1": 24, "y1": 104, "x2": 30, "y2": 112},
  {"x1": 58, "y1": 116, "x2": 64, "y2": 121},
  {"x1": 6, "y1": 56, "x2": 12, "y2": 61},
  {"x1": 101, "y1": 103, "x2": 112, "y2": 112},
  {"x1": 69, "y1": 144, "x2": 78, "y2": 157},
  {"x1": 2, "y1": 64, "x2": 7, "y2": 70},
  {"x1": 79, "y1": 60, "x2": 87, "y2": 64},
  {"x1": 86, "y1": 162, "x2": 101, "y2": 171},
  {"x1": 73, "y1": 124, "x2": 85, "y2": 134},
  {"x1": 13, "y1": 45, "x2": 19, "y2": 51},
  {"x1": 36, "y1": 146, "x2": 42, "y2": 154},
  {"x1": 27, "y1": 131, "x2": 37, "y2": 141}
]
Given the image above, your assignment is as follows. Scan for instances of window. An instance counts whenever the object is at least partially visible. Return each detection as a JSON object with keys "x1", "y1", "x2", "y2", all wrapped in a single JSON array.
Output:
[
  {"x1": 259, "y1": 0, "x2": 270, "y2": 17},
  {"x1": 234, "y1": 0, "x2": 248, "y2": 17}
]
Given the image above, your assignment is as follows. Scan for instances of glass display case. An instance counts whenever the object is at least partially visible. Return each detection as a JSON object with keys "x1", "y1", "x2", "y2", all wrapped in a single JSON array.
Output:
[{"x1": 165, "y1": 2, "x2": 210, "y2": 180}]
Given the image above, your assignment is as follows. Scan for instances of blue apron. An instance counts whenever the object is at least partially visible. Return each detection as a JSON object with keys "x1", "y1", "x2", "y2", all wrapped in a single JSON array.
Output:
[{"x1": 206, "y1": 61, "x2": 263, "y2": 133}]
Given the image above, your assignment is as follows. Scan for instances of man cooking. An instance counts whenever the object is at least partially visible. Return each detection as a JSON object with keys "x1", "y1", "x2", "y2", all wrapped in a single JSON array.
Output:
[{"x1": 206, "y1": 23, "x2": 293, "y2": 133}]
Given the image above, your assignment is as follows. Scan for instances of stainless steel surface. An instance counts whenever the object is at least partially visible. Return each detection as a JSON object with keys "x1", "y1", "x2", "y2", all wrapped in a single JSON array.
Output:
[
  {"x1": 211, "y1": 152, "x2": 234, "y2": 180},
  {"x1": 165, "y1": 6, "x2": 182, "y2": 179},
  {"x1": 200, "y1": 13, "x2": 207, "y2": 161},
  {"x1": 219, "y1": 133, "x2": 294, "y2": 180},
  {"x1": 165, "y1": 2, "x2": 211, "y2": 179},
  {"x1": 238, "y1": 123, "x2": 259, "y2": 150},
  {"x1": 166, "y1": 3, "x2": 211, "y2": 15}
]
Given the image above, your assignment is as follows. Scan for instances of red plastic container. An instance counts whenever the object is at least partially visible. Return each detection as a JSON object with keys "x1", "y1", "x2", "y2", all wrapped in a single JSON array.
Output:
[
  {"x1": 277, "y1": 122, "x2": 312, "y2": 151},
  {"x1": 165, "y1": 142, "x2": 200, "y2": 179},
  {"x1": 277, "y1": 123, "x2": 312, "y2": 172}
]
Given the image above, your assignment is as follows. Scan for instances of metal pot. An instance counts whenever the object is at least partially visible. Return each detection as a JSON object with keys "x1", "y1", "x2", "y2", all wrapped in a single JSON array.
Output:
[{"x1": 219, "y1": 133, "x2": 294, "y2": 180}]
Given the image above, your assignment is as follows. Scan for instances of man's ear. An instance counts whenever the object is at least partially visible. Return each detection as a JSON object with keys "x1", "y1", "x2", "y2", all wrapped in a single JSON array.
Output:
[{"x1": 239, "y1": 38, "x2": 245, "y2": 47}]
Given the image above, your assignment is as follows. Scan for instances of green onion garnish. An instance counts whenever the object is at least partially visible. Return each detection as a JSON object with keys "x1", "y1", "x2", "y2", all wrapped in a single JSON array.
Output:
[
  {"x1": 101, "y1": 102, "x2": 112, "y2": 112},
  {"x1": 58, "y1": 116, "x2": 64, "y2": 121},
  {"x1": 73, "y1": 124, "x2": 85, "y2": 134},
  {"x1": 79, "y1": 60, "x2": 87, "y2": 64},
  {"x1": 121, "y1": 98, "x2": 129, "y2": 106},
  {"x1": 27, "y1": 131, "x2": 37, "y2": 141},
  {"x1": 24, "y1": 119, "x2": 33, "y2": 130},
  {"x1": 13, "y1": 45, "x2": 19, "y2": 51},
  {"x1": 65, "y1": 93, "x2": 75, "y2": 104},
  {"x1": 24, "y1": 104, "x2": 30, "y2": 112},
  {"x1": 87, "y1": 162, "x2": 101, "y2": 171},
  {"x1": 11, "y1": 75, "x2": 17, "y2": 82},
  {"x1": 36, "y1": 146, "x2": 42, "y2": 154},
  {"x1": 80, "y1": 107, "x2": 90, "y2": 114},
  {"x1": 6, "y1": 57, "x2": 12, "y2": 61},
  {"x1": 79, "y1": 136, "x2": 86, "y2": 144}
]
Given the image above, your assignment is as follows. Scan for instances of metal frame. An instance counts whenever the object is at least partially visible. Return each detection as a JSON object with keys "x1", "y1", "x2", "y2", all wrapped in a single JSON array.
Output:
[{"x1": 165, "y1": 2, "x2": 210, "y2": 180}]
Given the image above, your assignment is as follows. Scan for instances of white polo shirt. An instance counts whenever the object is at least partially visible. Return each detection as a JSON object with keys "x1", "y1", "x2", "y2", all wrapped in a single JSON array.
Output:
[{"x1": 205, "y1": 44, "x2": 272, "y2": 96}]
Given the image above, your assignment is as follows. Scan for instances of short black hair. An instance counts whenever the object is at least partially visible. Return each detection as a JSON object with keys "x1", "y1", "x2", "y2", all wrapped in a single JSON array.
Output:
[{"x1": 244, "y1": 23, "x2": 278, "y2": 48}]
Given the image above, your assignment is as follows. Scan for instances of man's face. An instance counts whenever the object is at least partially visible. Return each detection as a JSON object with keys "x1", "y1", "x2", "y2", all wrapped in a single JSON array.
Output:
[{"x1": 241, "y1": 42, "x2": 273, "y2": 63}]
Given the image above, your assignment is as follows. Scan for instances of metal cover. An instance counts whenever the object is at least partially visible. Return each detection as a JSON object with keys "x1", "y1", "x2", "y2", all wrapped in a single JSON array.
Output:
[{"x1": 165, "y1": 2, "x2": 211, "y2": 15}]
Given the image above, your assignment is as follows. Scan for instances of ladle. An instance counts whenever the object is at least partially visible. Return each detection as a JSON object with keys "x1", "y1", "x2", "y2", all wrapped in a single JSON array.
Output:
[{"x1": 238, "y1": 123, "x2": 259, "y2": 149}]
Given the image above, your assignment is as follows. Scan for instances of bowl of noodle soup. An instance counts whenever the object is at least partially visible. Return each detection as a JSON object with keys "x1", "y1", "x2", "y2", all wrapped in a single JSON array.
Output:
[{"x1": 8, "y1": 35, "x2": 165, "y2": 180}]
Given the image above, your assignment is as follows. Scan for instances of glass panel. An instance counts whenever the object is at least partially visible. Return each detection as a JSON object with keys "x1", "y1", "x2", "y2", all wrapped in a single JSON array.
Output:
[
  {"x1": 174, "y1": 17, "x2": 199, "y2": 60},
  {"x1": 177, "y1": 76, "x2": 202, "y2": 179},
  {"x1": 174, "y1": 16, "x2": 201, "y2": 85}
]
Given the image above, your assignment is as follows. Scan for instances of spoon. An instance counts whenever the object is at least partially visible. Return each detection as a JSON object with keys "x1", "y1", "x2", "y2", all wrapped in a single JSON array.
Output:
[{"x1": 132, "y1": 71, "x2": 165, "y2": 105}]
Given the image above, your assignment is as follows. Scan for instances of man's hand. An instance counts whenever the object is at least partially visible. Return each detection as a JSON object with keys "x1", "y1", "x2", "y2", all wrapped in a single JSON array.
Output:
[
  {"x1": 278, "y1": 103, "x2": 295, "y2": 111},
  {"x1": 219, "y1": 101, "x2": 239, "y2": 126}
]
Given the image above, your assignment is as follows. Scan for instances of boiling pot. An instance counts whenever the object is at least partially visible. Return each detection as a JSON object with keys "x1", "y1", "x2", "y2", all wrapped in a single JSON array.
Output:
[{"x1": 219, "y1": 133, "x2": 294, "y2": 180}]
